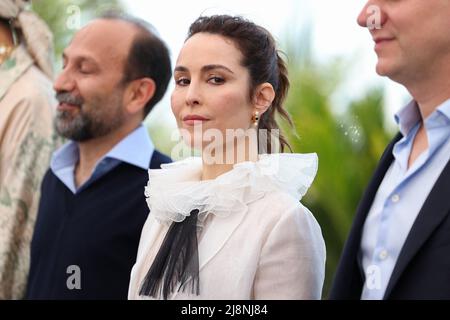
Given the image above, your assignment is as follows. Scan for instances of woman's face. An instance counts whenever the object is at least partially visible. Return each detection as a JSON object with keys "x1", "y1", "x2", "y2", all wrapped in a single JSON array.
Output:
[{"x1": 171, "y1": 32, "x2": 254, "y2": 150}]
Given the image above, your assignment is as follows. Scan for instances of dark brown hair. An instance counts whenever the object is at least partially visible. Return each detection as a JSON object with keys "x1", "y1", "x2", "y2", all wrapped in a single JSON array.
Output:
[
  {"x1": 187, "y1": 15, "x2": 293, "y2": 153},
  {"x1": 100, "y1": 12, "x2": 172, "y2": 118}
]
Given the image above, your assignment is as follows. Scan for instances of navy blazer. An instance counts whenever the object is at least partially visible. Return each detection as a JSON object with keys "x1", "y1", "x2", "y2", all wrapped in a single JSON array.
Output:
[{"x1": 330, "y1": 133, "x2": 450, "y2": 299}]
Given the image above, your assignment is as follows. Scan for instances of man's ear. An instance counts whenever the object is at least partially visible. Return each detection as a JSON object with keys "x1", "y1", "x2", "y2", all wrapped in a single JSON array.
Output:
[
  {"x1": 253, "y1": 82, "x2": 275, "y2": 115},
  {"x1": 124, "y1": 78, "x2": 156, "y2": 115}
]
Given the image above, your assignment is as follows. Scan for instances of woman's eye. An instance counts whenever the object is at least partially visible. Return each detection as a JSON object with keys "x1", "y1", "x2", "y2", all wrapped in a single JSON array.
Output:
[
  {"x1": 176, "y1": 77, "x2": 190, "y2": 86},
  {"x1": 208, "y1": 76, "x2": 225, "y2": 84}
]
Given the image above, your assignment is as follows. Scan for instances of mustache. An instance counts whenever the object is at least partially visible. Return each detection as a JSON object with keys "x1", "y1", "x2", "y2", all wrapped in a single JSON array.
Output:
[{"x1": 56, "y1": 92, "x2": 84, "y2": 107}]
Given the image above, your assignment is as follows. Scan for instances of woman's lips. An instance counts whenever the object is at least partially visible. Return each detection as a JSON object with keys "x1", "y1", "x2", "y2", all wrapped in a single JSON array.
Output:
[{"x1": 182, "y1": 115, "x2": 210, "y2": 126}]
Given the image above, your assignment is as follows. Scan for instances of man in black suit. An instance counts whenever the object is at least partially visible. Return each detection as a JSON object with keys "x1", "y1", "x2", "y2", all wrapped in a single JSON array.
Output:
[
  {"x1": 330, "y1": 0, "x2": 450, "y2": 299},
  {"x1": 26, "y1": 13, "x2": 172, "y2": 299}
]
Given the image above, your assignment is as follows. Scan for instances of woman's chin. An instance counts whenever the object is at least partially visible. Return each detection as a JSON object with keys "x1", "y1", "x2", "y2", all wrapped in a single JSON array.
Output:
[{"x1": 180, "y1": 137, "x2": 204, "y2": 151}]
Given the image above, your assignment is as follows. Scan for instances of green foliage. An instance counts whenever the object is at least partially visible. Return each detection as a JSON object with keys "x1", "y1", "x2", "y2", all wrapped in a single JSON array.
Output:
[
  {"x1": 31, "y1": 0, "x2": 123, "y2": 61},
  {"x1": 284, "y1": 50, "x2": 394, "y2": 297},
  {"x1": 146, "y1": 120, "x2": 178, "y2": 157}
]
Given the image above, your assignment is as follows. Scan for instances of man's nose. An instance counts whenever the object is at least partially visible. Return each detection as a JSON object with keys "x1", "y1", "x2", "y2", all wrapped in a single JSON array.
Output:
[
  {"x1": 53, "y1": 67, "x2": 75, "y2": 93},
  {"x1": 357, "y1": 1, "x2": 386, "y2": 29}
]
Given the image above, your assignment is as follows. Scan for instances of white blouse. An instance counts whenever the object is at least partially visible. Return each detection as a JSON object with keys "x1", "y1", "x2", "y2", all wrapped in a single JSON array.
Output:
[{"x1": 128, "y1": 153, "x2": 326, "y2": 300}]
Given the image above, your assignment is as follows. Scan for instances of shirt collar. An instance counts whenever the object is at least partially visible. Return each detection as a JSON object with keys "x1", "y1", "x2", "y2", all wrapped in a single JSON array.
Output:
[
  {"x1": 395, "y1": 99, "x2": 450, "y2": 136},
  {"x1": 435, "y1": 98, "x2": 450, "y2": 123},
  {"x1": 106, "y1": 124, "x2": 154, "y2": 169},
  {"x1": 51, "y1": 141, "x2": 78, "y2": 172},
  {"x1": 51, "y1": 124, "x2": 155, "y2": 171},
  {"x1": 394, "y1": 100, "x2": 421, "y2": 137}
]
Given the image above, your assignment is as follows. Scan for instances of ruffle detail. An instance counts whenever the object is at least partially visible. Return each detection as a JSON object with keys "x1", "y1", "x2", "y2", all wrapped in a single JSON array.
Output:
[{"x1": 145, "y1": 153, "x2": 318, "y2": 224}]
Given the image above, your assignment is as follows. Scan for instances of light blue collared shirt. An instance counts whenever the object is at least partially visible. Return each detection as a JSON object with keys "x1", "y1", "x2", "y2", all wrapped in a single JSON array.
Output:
[
  {"x1": 360, "y1": 99, "x2": 450, "y2": 300},
  {"x1": 50, "y1": 124, "x2": 155, "y2": 194}
]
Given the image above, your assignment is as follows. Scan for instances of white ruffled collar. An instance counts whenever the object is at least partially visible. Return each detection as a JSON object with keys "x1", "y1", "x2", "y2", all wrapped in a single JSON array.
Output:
[{"x1": 145, "y1": 153, "x2": 318, "y2": 224}]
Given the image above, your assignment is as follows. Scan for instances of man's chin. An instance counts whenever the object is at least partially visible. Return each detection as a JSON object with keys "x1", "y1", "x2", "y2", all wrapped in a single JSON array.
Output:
[
  {"x1": 375, "y1": 62, "x2": 406, "y2": 84},
  {"x1": 59, "y1": 132, "x2": 93, "y2": 142},
  {"x1": 55, "y1": 119, "x2": 91, "y2": 142},
  {"x1": 56, "y1": 109, "x2": 81, "y2": 121},
  {"x1": 375, "y1": 60, "x2": 393, "y2": 77}
]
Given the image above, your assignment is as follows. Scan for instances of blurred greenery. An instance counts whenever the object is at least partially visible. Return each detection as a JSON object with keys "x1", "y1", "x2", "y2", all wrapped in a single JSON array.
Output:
[
  {"x1": 147, "y1": 122, "x2": 178, "y2": 158},
  {"x1": 283, "y1": 41, "x2": 394, "y2": 297},
  {"x1": 32, "y1": 2, "x2": 396, "y2": 300},
  {"x1": 32, "y1": 0, "x2": 123, "y2": 63}
]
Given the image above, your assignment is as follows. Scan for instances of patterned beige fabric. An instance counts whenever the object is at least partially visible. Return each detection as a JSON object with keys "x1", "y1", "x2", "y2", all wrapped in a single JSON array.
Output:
[
  {"x1": 0, "y1": 0, "x2": 54, "y2": 78},
  {"x1": 0, "y1": 45, "x2": 58, "y2": 299},
  {"x1": 0, "y1": 0, "x2": 27, "y2": 19}
]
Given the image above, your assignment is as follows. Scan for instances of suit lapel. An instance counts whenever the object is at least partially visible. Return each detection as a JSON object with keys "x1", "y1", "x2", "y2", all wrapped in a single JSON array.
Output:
[
  {"x1": 347, "y1": 134, "x2": 402, "y2": 292},
  {"x1": 197, "y1": 209, "x2": 247, "y2": 270},
  {"x1": 384, "y1": 158, "x2": 450, "y2": 298}
]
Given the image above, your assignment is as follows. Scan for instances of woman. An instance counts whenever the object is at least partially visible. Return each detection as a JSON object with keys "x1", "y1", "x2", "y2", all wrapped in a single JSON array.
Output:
[{"x1": 128, "y1": 15, "x2": 326, "y2": 300}]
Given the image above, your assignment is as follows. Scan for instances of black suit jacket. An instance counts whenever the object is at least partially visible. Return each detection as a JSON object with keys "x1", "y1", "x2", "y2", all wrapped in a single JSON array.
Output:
[{"x1": 330, "y1": 133, "x2": 450, "y2": 299}]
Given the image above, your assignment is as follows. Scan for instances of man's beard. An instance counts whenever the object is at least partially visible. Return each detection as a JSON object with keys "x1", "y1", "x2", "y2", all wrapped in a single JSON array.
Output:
[{"x1": 54, "y1": 91, "x2": 125, "y2": 142}]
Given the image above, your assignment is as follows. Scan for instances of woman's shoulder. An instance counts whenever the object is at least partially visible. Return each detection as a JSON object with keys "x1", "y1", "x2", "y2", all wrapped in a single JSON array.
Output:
[
  {"x1": 253, "y1": 190, "x2": 314, "y2": 222},
  {"x1": 247, "y1": 190, "x2": 325, "y2": 263}
]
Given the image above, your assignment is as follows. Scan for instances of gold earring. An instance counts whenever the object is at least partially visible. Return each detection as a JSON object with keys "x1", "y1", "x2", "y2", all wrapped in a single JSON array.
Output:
[{"x1": 252, "y1": 111, "x2": 260, "y2": 127}]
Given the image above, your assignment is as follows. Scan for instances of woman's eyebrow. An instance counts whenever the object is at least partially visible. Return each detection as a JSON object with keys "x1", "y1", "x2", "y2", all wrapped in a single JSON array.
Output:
[{"x1": 174, "y1": 64, "x2": 234, "y2": 74}]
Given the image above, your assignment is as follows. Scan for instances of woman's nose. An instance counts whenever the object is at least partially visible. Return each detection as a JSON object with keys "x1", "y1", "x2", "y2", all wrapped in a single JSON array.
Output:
[{"x1": 185, "y1": 82, "x2": 202, "y2": 106}]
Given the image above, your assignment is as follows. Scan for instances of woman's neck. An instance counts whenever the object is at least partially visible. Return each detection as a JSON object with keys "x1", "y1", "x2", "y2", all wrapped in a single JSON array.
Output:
[{"x1": 201, "y1": 133, "x2": 259, "y2": 181}]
